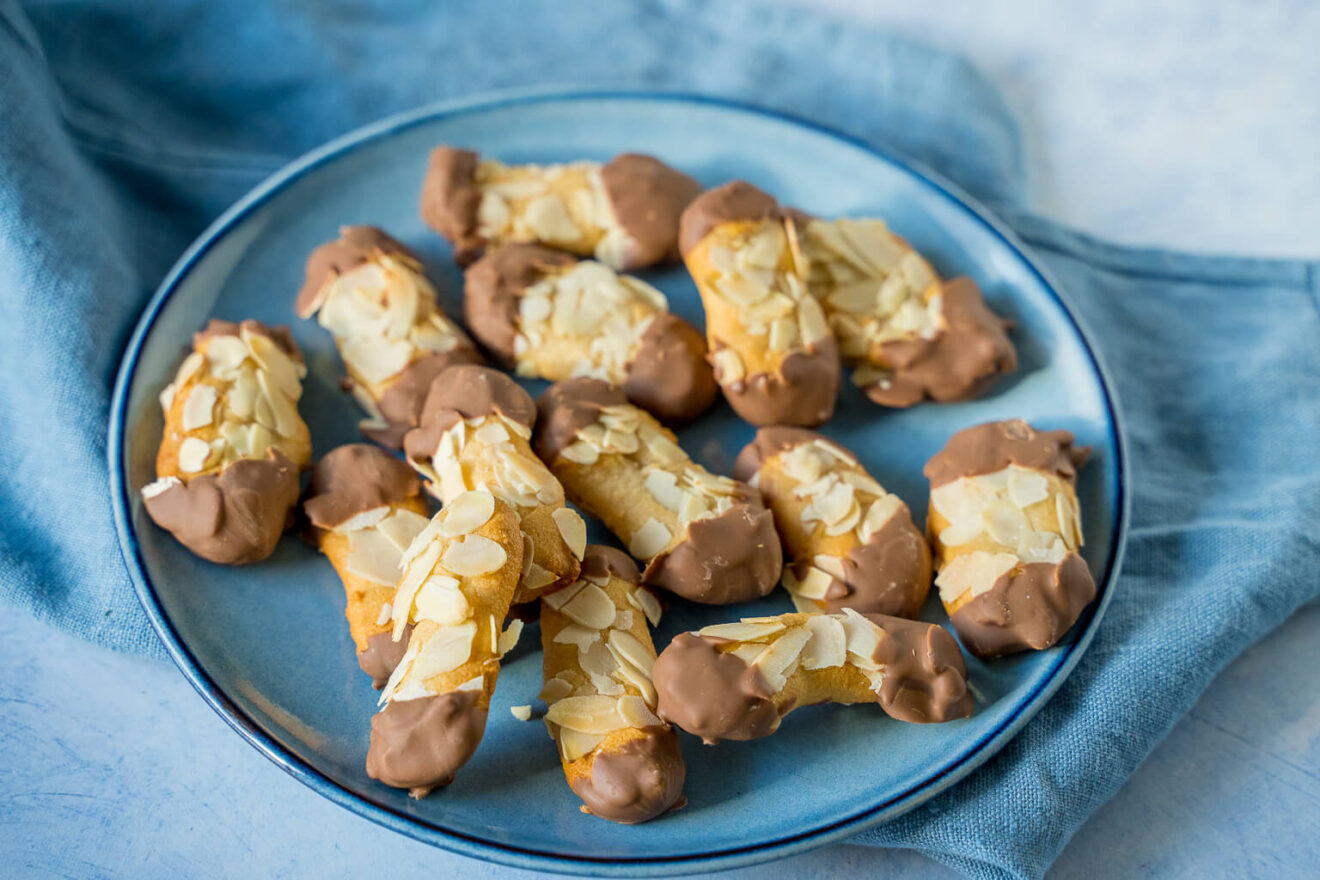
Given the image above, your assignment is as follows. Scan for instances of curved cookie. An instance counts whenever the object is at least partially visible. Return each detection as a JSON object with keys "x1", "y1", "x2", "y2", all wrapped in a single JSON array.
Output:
[
  {"x1": 464, "y1": 243, "x2": 716, "y2": 423},
  {"x1": 402, "y1": 365, "x2": 583, "y2": 603},
  {"x1": 540, "y1": 546, "x2": 684, "y2": 824},
  {"x1": 925, "y1": 419, "x2": 1096, "y2": 657},
  {"x1": 302, "y1": 444, "x2": 431, "y2": 687},
  {"x1": 734, "y1": 428, "x2": 930, "y2": 618},
  {"x1": 421, "y1": 148, "x2": 701, "y2": 269},
  {"x1": 368, "y1": 489, "x2": 525, "y2": 796},
  {"x1": 535, "y1": 378, "x2": 782, "y2": 605},
  {"x1": 296, "y1": 225, "x2": 483, "y2": 448},
  {"x1": 679, "y1": 182, "x2": 839, "y2": 427},
  {"x1": 796, "y1": 217, "x2": 1015, "y2": 406},
  {"x1": 652, "y1": 611, "x2": 972, "y2": 743},
  {"x1": 142, "y1": 319, "x2": 310, "y2": 564}
]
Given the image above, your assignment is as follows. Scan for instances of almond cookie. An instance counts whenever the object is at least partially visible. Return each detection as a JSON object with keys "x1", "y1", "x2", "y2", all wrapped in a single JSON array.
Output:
[
  {"x1": 679, "y1": 182, "x2": 839, "y2": 427},
  {"x1": 540, "y1": 546, "x2": 684, "y2": 824},
  {"x1": 464, "y1": 243, "x2": 716, "y2": 423},
  {"x1": 734, "y1": 428, "x2": 930, "y2": 618},
  {"x1": 296, "y1": 226, "x2": 483, "y2": 448},
  {"x1": 141, "y1": 319, "x2": 311, "y2": 564},
  {"x1": 403, "y1": 365, "x2": 584, "y2": 603},
  {"x1": 653, "y1": 611, "x2": 973, "y2": 743},
  {"x1": 925, "y1": 419, "x2": 1095, "y2": 657},
  {"x1": 368, "y1": 489, "x2": 525, "y2": 796},
  {"x1": 421, "y1": 148, "x2": 702, "y2": 268},
  {"x1": 302, "y1": 444, "x2": 432, "y2": 688},
  {"x1": 796, "y1": 216, "x2": 1015, "y2": 407},
  {"x1": 535, "y1": 377, "x2": 781, "y2": 605}
]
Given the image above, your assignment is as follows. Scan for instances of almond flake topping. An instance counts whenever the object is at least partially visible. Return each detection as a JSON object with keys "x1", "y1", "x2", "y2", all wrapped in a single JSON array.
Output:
[{"x1": 931, "y1": 464, "x2": 1081, "y2": 601}]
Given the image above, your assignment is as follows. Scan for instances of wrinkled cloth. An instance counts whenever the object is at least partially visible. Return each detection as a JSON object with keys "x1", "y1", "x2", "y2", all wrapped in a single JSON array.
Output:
[{"x1": 0, "y1": 1, "x2": 1316, "y2": 877}]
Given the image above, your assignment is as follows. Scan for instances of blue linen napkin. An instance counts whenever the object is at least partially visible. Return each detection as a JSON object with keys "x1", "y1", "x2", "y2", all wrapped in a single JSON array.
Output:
[{"x1": 1, "y1": 1, "x2": 1316, "y2": 877}]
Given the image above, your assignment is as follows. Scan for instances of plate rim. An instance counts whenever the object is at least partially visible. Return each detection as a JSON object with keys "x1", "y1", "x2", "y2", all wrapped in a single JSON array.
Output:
[{"x1": 107, "y1": 87, "x2": 1129, "y2": 877}]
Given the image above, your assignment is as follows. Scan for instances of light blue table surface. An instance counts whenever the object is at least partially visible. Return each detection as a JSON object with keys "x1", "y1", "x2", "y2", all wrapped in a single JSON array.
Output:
[{"x1": 4, "y1": 3, "x2": 1318, "y2": 877}]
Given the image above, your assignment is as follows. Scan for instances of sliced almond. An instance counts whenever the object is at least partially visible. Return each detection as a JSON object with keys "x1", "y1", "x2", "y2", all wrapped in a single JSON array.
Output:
[
  {"x1": 522, "y1": 563, "x2": 558, "y2": 591},
  {"x1": 934, "y1": 550, "x2": 1018, "y2": 603},
  {"x1": 617, "y1": 694, "x2": 661, "y2": 728},
  {"x1": 751, "y1": 626, "x2": 811, "y2": 691},
  {"x1": 606, "y1": 630, "x2": 655, "y2": 676},
  {"x1": 333, "y1": 505, "x2": 390, "y2": 534},
  {"x1": 858, "y1": 494, "x2": 902, "y2": 542},
  {"x1": 177, "y1": 437, "x2": 213, "y2": 473},
  {"x1": 632, "y1": 587, "x2": 662, "y2": 626},
  {"x1": 552, "y1": 507, "x2": 587, "y2": 560},
  {"x1": 710, "y1": 347, "x2": 745, "y2": 385},
  {"x1": 413, "y1": 574, "x2": 468, "y2": 624},
  {"x1": 440, "y1": 534, "x2": 507, "y2": 576},
  {"x1": 560, "y1": 583, "x2": 616, "y2": 630},
  {"x1": 408, "y1": 621, "x2": 477, "y2": 683},
  {"x1": 539, "y1": 676, "x2": 573, "y2": 703},
  {"x1": 545, "y1": 694, "x2": 624, "y2": 734},
  {"x1": 345, "y1": 529, "x2": 405, "y2": 587},
  {"x1": 813, "y1": 554, "x2": 846, "y2": 580},
  {"x1": 629, "y1": 518, "x2": 672, "y2": 559},
  {"x1": 392, "y1": 539, "x2": 443, "y2": 638},
  {"x1": 840, "y1": 607, "x2": 881, "y2": 659},
  {"x1": 1007, "y1": 468, "x2": 1050, "y2": 509},
  {"x1": 140, "y1": 476, "x2": 181, "y2": 500},
  {"x1": 644, "y1": 470, "x2": 684, "y2": 511},
  {"x1": 543, "y1": 578, "x2": 586, "y2": 611},
  {"x1": 498, "y1": 619, "x2": 524, "y2": 656},
  {"x1": 181, "y1": 384, "x2": 218, "y2": 431},
  {"x1": 801, "y1": 615, "x2": 847, "y2": 670},
  {"x1": 788, "y1": 565, "x2": 835, "y2": 600},
  {"x1": 557, "y1": 728, "x2": 605, "y2": 763},
  {"x1": 552, "y1": 623, "x2": 601, "y2": 653},
  {"x1": 204, "y1": 335, "x2": 249, "y2": 376},
  {"x1": 378, "y1": 509, "x2": 430, "y2": 552},
  {"x1": 439, "y1": 488, "x2": 496, "y2": 537},
  {"x1": 243, "y1": 328, "x2": 302, "y2": 398},
  {"x1": 697, "y1": 620, "x2": 785, "y2": 642}
]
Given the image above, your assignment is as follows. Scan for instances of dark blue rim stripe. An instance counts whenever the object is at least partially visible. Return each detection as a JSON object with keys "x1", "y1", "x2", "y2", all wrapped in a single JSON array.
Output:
[{"x1": 107, "y1": 88, "x2": 1129, "y2": 876}]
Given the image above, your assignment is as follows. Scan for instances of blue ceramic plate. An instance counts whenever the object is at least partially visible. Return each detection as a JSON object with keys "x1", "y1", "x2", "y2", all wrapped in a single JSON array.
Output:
[{"x1": 109, "y1": 91, "x2": 1127, "y2": 876}]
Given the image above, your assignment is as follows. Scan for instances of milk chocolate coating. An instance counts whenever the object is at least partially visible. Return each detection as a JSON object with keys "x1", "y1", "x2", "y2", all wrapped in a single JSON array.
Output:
[
  {"x1": 834, "y1": 513, "x2": 932, "y2": 619},
  {"x1": 359, "y1": 625, "x2": 413, "y2": 690},
  {"x1": 535, "y1": 377, "x2": 781, "y2": 604},
  {"x1": 463, "y1": 243, "x2": 579, "y2": 364},
  {"x1": 654, "y1": 615, "x2": 971, "y2": 741},
  {"x1": 868, "y1": 614, "x2": 974, "y2": 723},
  {"x1": 644, "y1": 498, "x2": 782, "y2": 605},
  {"x1": 419, "y1": 146, "x2": 484, "y2": 265},
  {"x1": 403, "y1": 365, "x2": 537, "y2": 465},
  {"x1": 652, "y1": 632, "x2": 780, "y2": 743},
  {"x1": 580, "y1": 544, "x2": 641, "y2": 585},
  {"x1": 366, "y1": 348, "x2": 485, "y2": 449},
  {"x1": 949, "y1": 553, "x2": 1096, "y2": 658},
  {"x1": 678, "y1": 181, "x2": 781, "y2": 257},
  {"x1": 143, "y1": 449, "x2": 299, "y2": 565},
  {"x1": 366, "y1": 690, "x2": 487, "y2": 796},
  {"x1": 713, "y1": 337, "x2": 840, "y2": 428},
  {"x1": 862, "y1": 277, "x2": 1016, "y2": 408},
  {"x1": 302, "y1": 443, "x2": 421, "y2": 533},
  {"x1": 296, "y1": 225, "x2": 418, "y2": 318},
  {"x1": 924, "y1": 418, "x2": 1090, "y2": 489},
  {"x1": 194, "y1": 318, "x2": 302, "y2": 363},
  {"x1": 601, "y1": 153, "x2": 703, "y2": 269},
  {"x1": 735, "y1": 428, "x2": 931, "y2": 618},
  {"x1": 623, "y1": 313, "x2": 718, "y2": 423},
  {"x1": 569, "y1": 727, "x2": 686, "y2": 824}
]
